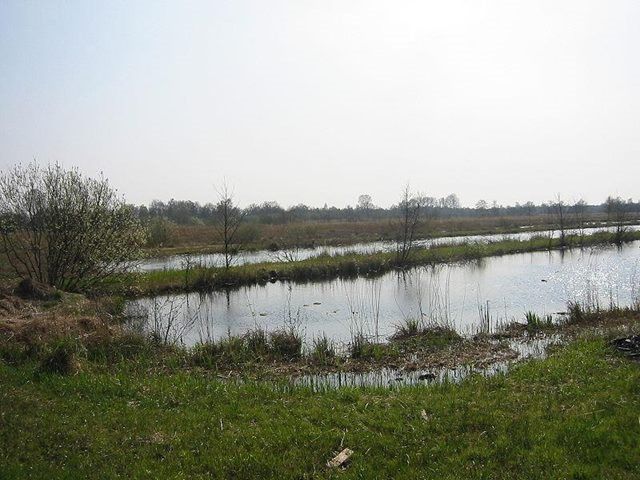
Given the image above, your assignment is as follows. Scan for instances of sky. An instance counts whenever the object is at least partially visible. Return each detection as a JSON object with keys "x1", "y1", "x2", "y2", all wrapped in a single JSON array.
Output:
[{"x1": 1, "y1": 0, "x2": 639, "y2": 208}]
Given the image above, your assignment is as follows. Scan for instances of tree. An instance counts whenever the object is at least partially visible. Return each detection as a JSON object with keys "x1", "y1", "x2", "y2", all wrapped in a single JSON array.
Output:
[
  {"x1": 394, "y1": 185, "x2": 424, "y2": 266},
  {"x1": 0, "y1": 163, "x2": 144, "y2": 291},
  {"x1": 357, "y1": 194, "x2": 374, "y2": 212},
  {"x1": 475, "y1": 199, "x2": 488, "y2": 211},
  {"x1": 523, "y1": 201, "x2": 536, "y2": 217},
  {"x1": 549, "y1": 194, "x2": 568, "y2": 246},
  {"x1": 444, "y1": 193, "x2": 460, "y2": 209},
  {"x1": 572, "y1": 199, "x2": 587, "y2": 240},
  {"x1": 213, "y1": 183, "x2": 246, "y2": 269},
  {"x1": 604, "y1": 196, "x2": 629, "y2": 243}
]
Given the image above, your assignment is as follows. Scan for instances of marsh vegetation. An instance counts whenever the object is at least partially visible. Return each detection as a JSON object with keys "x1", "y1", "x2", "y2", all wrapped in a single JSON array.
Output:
[{"x1": 1, "y1": 164, "x2": 640, "y2": 478}]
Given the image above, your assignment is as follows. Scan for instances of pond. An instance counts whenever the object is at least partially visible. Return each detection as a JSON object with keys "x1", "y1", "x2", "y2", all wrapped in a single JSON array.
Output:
[{"x1": 126, "y1": 241, "x2": 640, "y2": 348}]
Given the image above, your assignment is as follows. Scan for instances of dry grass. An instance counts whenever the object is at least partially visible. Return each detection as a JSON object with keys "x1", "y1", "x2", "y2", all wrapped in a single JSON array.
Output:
[{"x1": 147, "y1": 212, "x2": 623, "y2": 254}]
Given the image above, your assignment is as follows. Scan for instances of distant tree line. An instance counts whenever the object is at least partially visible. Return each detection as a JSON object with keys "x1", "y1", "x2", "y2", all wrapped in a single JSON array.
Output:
[{"x1": 133, "y1": 194, "x2": 640, "y2": 226}]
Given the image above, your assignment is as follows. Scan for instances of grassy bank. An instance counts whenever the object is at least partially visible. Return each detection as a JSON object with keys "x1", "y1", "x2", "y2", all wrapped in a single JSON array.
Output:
[
  {"x1": 1, "y1": 334, "x2": 639, "y2": 478},
  {"x1": 114, "y1": 230, "x2": 640, "y2": 297}
]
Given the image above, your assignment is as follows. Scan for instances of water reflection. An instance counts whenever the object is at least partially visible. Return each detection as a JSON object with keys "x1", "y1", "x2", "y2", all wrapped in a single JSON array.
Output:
[
  {"x1": 288, "y1": 336, "x2": 561, "y2": 391},
  {"x1": 126, "y1": 242, "x2": 640, "y2": 347}
]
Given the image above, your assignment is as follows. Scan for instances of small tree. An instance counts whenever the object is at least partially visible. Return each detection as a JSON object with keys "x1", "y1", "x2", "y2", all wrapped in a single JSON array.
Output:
[
  {"x1": 394, "y1": 185, "x2": 424, "y2": 266},
  {"x1": 356, "y1": 194, "x2": 374, "y2": 217},
  {"x1": 213, "y1": 183, "x2": 246, "y2": 269},
  {"x1": 475, "y1": 199, "x2": 488, "y2": 211},
  {"x1": 0, "y1": 163, "x2": 144, "y2": 291},
  {"x1": 572, "y1": 199, "x2": 587, "y2": 241},
  {"x1": 604, "y1": 196, "x2": 629, "y2": 243},
  {"x1": 549, "y1": 194, "x2": 568, "y2": 247},
  {"x1": 146, "y1": 216, "x2": 175, "y2": 247}
]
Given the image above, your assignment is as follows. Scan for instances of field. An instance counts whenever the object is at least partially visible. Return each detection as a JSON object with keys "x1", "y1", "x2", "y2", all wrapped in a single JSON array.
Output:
[
  {"x1": 147, "y1": 212, "x2": 621, "y2": 255},
  {"x1": 1, "y1": 323, "x2": 639, "y2": 479}
]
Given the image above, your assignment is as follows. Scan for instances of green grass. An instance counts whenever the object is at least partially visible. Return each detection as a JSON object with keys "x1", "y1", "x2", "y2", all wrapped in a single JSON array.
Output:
[
  {"x1": 106, "y1": 230, "x2": 640, "y2": 297},
  {"x1": 524, "y1": 311, "x2": 554, "y2": 332},
  {"x1": 1, "y1": 337, "x2": 639, "y2": 479}
]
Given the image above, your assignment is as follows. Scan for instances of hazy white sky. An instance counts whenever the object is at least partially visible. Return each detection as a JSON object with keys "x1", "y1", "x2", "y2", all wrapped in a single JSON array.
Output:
[{"x1": 1, "y1": 0, "x2": 639, "y2": 207}]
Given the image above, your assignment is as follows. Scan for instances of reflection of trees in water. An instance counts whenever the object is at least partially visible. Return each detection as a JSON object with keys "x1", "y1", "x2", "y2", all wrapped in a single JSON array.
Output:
[
  {"x1": 344, "y1": 278, "x2": 382, "y2": 343},
  {"x1": 393, "y1": 266, "x2": 455, "y2": 330}
]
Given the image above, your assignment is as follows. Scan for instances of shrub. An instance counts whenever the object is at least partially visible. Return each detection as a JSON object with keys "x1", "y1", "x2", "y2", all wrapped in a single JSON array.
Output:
[
  {"x1": 393, "y1": 318, "x2": 422, "y2": 339},
  {"x1": 244, "y1": 329, "x2": 269, "y2": 356},
  {"x1": 0, "y1": 163, "x2": 145, "y2": 291},
  {"x1": 310, "y1": 335, "x2": 336, "y2": 365},
  {"x1": 146, "y1": 217, "x2": 175, "y2": 247},
  {"x1": 38, "y1": 338, "x2": 79, "y2": 375},
  {"x1": 269, "y1": 329, "x2": 302, "y2": 360}
]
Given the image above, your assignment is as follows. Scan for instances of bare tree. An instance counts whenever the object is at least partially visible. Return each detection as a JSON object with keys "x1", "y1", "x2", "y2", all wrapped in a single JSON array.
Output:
[
  {"x1": 213, "y1": 183, "x2": 246, "y2": 269},
  {"x1": 549, "y1": 194, "x2": 568, "y2": 247},
  {"x1": 394, "y1": 185, "x2": 424, "y2": 266},
  {"x1": 0, "y1": 163, "x2": 144, "y2": 291},
  {"x1": 605, "y1": 196, "x2": 629, "y2": 243},
  {"x1": 572, "y1": 199, "x2": 587, "y2": 241}
]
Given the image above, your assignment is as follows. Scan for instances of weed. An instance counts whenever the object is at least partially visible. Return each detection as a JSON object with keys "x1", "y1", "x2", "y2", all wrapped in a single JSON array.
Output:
[
  {"x1": 310, "y1": 334, "x2": 336, "y2": 365},
  {"x1": 37, "y1": 338, "x2": 79, "y2": 375},
  {"x1": 393, "y1": 318, "x2": 422, "y2": 339},
  {"x1": 524, "y1": 311, "x2": 554, "y2": 332},
  {"x1": 269, "y1": 329, "x2": 302, "y2": 361}
]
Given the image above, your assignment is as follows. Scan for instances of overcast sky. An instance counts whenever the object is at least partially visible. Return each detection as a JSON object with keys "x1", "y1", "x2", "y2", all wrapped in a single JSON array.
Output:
[{"x1": 1, "y1": 1, "x2": 639, "y2": 208}]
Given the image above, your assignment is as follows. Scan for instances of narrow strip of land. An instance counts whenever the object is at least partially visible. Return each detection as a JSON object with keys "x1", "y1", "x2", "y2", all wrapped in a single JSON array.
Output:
[{"x1": 111, "y1": 231, "x2": 640, "y2": 297}]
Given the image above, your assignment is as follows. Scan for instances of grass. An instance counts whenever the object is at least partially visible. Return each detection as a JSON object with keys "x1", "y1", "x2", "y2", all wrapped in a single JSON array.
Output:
[
  {"x1": 349, "y1": 325, "x2": 462, "y2": 362},
  {"x1": 524, "y1": 311, "x2": 554, "y2": 332},
  {"x1": 1, "y1": 335, "x2": 639, "y2": 478},
  {"x1": 109, "y1": 230, "x2": 640, "y2": 297},
  {"x1": 310, "y1": 334, "x2": 336, "y2": 365}
]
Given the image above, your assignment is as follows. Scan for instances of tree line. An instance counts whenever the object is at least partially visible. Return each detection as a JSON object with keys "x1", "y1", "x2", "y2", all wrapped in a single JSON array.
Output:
[
  {"x1": 133, "y1": 194, "x2": 640, "y2": 226},
  {"x1": 0, "y1": 162, "x2": 638, "y2": 292}
]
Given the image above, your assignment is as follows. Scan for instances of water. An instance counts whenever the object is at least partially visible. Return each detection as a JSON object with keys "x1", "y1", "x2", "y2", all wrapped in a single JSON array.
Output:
[
  {"x1": 126, "y1": 241, "x2": 640, "y2": 347},
  {"x1": 137, "y1": 225, "x2": 638, "y2": 272},
  {"x1": 289, "y1": 336, "x2": 560, "y2": 391}
]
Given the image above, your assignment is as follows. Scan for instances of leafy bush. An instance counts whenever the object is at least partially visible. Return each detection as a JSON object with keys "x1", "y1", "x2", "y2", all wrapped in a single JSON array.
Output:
[
  {"x1": 0, "y1": 163, "x2": 145, "y2": 291},
  {"x1": 146, "y1": 217, "x2": 175, "y2": 247}
]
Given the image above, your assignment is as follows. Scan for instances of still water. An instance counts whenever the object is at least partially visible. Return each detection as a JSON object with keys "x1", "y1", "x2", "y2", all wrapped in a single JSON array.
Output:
[
  {"x1": 289, "y1": 336, "x2": 559, "y2": 391},
  {"x1": 126, "y1": 241, "x2": 640, "y2": 347}
]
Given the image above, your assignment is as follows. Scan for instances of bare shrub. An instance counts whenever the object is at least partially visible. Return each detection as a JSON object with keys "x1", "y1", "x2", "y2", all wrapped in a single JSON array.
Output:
[
  {"x1": 214, "y1": 183, "x2": 246, "y2": 269},
  {"x1": 394, "y1": 184, "x2": 426, "y2": 266}
]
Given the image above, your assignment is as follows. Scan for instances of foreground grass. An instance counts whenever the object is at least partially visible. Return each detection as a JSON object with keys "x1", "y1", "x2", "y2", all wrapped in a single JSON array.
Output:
[
  {"x1": 1, "y1": 337, "x2": 639, "y2": 479},
  {"x1": 112, "y1": 230, "x2": 640, "y2": 297}
]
